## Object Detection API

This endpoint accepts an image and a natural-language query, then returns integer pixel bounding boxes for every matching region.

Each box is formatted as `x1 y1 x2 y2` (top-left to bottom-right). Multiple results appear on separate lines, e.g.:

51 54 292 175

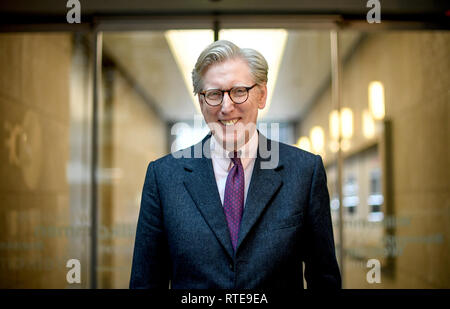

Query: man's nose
221 92 234 114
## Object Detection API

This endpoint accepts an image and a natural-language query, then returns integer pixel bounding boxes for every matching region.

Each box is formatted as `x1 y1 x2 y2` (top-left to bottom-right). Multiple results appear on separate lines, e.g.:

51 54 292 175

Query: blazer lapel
183 135 235 260
236 135 283 252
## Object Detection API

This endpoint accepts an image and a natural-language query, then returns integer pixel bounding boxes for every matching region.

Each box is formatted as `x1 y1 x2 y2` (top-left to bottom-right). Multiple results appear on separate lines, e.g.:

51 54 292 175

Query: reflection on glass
343 174 358 215
367 168 383 222
0 32 92 288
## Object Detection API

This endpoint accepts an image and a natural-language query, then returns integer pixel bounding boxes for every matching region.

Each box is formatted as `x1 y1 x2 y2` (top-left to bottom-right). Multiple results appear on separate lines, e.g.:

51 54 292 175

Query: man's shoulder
150 148 193 167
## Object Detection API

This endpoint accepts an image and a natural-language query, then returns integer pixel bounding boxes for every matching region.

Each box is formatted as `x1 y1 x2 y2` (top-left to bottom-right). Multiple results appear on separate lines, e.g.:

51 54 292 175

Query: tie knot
229 151 242 166
231 157 242 166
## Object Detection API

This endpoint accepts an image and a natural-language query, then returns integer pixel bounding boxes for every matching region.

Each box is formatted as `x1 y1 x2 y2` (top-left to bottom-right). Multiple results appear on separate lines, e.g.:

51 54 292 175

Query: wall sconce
329 108 353 140
296 136 311 152
368 81 385 120
310 126 325 154
340 108 353 139
362 109 376 139
329 110 340 140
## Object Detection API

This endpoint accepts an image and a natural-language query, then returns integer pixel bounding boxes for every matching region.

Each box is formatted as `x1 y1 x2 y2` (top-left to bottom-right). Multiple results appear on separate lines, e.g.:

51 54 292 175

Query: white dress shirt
210 131 258 207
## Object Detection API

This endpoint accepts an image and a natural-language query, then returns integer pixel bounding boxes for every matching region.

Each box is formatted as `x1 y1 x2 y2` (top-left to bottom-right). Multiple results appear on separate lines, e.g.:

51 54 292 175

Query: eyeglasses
200 84 257 106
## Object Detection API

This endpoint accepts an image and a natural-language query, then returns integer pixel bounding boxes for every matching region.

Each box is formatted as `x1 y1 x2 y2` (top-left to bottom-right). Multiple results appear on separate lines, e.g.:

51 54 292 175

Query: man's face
198 57 267 150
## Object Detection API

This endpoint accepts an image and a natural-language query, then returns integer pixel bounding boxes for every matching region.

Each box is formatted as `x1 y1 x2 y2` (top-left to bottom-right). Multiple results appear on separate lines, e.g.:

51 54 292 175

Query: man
130 40 341 289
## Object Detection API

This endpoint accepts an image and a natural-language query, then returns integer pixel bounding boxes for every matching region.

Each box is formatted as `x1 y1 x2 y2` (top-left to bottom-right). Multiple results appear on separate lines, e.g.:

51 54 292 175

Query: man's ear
257 83 267 109
197 94 204 108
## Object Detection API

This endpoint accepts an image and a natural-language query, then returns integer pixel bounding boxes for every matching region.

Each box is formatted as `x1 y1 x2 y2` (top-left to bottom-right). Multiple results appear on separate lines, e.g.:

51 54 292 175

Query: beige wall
298 31 450 288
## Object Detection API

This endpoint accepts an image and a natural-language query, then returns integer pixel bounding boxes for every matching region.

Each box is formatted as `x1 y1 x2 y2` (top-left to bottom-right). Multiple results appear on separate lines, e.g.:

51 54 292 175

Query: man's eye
206 91 222 99
233 88 246 96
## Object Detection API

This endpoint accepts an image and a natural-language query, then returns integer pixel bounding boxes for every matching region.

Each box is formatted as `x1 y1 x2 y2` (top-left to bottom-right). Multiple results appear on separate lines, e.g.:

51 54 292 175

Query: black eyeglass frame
199 84 258 106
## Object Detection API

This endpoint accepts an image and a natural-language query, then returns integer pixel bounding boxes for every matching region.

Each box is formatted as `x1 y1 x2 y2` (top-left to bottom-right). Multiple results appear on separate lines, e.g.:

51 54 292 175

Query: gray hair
192 40 268 94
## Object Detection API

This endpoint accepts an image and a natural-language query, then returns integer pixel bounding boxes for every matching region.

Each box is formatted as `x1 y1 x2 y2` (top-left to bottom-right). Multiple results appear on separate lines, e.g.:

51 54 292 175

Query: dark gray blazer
130 133 341 289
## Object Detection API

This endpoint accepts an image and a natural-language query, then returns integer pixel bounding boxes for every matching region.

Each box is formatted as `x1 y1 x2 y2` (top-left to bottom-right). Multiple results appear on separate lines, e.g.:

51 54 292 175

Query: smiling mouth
219 118 240 126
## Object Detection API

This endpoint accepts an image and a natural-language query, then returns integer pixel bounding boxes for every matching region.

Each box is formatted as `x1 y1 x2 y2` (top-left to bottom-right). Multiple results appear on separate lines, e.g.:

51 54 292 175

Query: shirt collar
210 130 259 171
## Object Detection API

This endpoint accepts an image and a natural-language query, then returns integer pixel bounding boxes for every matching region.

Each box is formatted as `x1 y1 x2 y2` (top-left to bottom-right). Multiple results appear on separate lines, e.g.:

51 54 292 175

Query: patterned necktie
223 152 245 251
